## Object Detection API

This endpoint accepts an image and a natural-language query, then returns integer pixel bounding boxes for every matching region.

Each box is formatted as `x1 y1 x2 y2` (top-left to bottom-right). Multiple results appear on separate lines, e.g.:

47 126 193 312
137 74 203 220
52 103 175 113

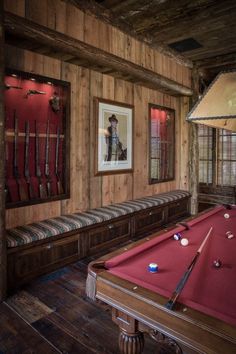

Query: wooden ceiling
85 0 236 79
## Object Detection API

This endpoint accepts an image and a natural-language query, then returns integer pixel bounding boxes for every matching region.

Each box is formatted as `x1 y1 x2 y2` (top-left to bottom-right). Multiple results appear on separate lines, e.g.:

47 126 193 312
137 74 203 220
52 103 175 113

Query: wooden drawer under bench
7 231 86 291
7 216 132 292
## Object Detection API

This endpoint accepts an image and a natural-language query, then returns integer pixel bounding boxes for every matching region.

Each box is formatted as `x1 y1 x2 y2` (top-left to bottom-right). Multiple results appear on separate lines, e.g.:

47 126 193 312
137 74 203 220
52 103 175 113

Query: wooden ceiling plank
149 7 236 43
196 52 236 69
4 11 192 96
115 0 236 38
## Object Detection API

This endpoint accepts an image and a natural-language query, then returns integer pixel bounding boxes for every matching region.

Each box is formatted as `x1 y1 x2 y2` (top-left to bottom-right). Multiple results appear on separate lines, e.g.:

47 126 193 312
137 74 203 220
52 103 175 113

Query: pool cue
165 226 213 310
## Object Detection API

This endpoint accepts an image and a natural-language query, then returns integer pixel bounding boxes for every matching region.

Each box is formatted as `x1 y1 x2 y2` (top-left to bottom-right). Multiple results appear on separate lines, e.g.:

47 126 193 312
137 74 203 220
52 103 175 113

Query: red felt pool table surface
105 205 236 326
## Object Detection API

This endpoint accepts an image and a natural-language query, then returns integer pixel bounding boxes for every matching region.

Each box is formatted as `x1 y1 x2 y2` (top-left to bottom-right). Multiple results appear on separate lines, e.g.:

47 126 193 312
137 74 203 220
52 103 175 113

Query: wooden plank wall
4 0 191 228
0 0 7 301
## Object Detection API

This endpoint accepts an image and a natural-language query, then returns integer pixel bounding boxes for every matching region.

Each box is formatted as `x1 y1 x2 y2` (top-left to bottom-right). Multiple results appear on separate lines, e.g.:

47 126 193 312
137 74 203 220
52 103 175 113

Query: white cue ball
224 213 230 219
181 238 189 246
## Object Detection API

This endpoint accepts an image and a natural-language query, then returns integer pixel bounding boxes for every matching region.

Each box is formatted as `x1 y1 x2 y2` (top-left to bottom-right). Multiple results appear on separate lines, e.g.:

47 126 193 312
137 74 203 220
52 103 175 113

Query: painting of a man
105 114 127 161
97 100 133 173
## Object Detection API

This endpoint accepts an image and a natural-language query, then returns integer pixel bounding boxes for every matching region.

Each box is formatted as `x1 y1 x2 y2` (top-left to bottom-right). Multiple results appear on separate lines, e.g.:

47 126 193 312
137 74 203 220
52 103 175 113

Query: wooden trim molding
4 12 193 97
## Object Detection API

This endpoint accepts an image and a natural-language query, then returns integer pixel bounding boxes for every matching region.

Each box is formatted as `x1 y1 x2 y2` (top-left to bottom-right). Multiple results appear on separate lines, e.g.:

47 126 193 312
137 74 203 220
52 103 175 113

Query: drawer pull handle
46 244 52 249
108 224 114 229
149 211 153 216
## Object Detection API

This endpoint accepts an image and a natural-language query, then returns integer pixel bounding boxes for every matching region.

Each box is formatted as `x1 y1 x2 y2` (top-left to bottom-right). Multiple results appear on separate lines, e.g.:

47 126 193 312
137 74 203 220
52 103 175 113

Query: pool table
87 205 236 354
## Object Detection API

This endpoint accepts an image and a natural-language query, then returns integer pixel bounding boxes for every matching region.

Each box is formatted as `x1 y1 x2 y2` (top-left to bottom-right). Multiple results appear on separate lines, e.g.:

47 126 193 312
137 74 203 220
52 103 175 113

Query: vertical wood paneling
170 58 177 82
84 13 100 48
154 51 163 76
3 0 191 87
76 67 90 211
25 0 48 26
4 0 25 15
133 85 149 198
52 0 67 33
162 54 171 79
0 0 7 300
4 1 191 227
111 26 125 59
98 20 111 53
145 46 155 71
101 75 115 206
89 70 103 209
113 79 133 203
124 34 135 64
23 51 44 74
65 2 84 41
60 62 81 214
5 44 25 71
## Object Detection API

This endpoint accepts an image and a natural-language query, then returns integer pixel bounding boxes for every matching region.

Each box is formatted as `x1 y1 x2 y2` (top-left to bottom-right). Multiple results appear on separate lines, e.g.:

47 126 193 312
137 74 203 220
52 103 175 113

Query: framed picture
95 98 133 175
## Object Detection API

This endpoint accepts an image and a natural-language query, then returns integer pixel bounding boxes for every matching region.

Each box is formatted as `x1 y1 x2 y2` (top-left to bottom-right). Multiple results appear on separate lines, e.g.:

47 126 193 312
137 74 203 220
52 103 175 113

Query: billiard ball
148 263 158 273
180 238 189 246
227 233 234 239
224 213 230 219
173 232 182 240
213 259 222 268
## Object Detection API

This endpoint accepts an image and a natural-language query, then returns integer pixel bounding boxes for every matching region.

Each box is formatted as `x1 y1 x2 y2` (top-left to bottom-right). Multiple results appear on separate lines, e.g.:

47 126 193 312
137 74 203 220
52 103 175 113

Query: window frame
198 126 236 187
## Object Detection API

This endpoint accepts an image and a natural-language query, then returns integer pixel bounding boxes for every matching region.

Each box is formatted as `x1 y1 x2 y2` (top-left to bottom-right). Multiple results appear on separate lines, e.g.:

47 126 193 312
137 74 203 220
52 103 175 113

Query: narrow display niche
149 104 175 184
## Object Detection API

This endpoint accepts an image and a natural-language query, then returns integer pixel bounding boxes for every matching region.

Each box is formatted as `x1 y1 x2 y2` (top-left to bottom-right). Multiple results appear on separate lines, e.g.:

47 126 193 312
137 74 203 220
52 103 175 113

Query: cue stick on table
165 226 213 310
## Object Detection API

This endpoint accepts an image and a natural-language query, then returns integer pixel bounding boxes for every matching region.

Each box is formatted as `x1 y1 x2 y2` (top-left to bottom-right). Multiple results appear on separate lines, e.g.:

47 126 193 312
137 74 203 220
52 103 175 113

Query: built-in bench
7 190 191 292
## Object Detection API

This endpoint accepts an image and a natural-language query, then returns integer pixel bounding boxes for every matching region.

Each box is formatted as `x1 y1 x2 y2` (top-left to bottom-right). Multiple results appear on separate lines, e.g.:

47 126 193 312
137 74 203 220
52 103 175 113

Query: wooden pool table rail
87 211 236 354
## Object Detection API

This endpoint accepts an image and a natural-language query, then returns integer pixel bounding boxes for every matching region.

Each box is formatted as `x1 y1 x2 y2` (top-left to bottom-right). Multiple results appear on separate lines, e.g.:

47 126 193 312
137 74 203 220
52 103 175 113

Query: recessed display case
149 104 175 184
4 69 70 208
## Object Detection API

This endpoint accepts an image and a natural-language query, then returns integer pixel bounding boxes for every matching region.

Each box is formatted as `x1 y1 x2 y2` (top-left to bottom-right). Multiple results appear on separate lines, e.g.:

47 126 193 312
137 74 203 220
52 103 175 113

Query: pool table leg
112 308 144 354
119 330 144 354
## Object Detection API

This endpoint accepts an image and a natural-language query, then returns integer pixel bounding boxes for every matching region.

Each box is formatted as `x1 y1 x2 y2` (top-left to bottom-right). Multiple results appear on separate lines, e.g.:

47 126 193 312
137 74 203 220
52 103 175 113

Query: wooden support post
189 66 199 215
0 0 7 301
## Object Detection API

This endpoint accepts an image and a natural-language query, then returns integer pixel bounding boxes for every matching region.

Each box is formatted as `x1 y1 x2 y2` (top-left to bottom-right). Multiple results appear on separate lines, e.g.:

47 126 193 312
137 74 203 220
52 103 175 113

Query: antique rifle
26 89 46 98
13 111 28 201
55 126 64 194
24 121 35 199
5 84 23 90
45 120 52 196
35 121 47 198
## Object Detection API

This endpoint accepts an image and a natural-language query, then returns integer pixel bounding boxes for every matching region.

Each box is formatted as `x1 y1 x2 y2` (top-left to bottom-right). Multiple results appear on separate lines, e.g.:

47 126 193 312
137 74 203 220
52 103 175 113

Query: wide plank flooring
0 251 173 354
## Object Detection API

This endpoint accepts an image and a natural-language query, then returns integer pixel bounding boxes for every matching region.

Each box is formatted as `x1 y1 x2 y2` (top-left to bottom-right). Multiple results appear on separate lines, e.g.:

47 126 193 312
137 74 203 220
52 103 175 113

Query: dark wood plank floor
0 249 166 354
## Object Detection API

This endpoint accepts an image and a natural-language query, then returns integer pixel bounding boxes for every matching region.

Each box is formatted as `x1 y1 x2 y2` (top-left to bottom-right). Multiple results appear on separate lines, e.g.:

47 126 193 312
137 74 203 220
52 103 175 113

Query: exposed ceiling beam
4 12 192 97
196 52 236 69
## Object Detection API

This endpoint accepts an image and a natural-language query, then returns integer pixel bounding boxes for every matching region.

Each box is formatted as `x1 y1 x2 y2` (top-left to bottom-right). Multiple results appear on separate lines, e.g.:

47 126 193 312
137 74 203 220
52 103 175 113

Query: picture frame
95 98 133 175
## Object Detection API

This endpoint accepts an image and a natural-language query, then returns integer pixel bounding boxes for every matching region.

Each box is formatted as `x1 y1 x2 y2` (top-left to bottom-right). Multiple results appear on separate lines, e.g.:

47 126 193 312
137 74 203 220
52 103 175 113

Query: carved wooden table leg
119 329 144 354
112 308 145 354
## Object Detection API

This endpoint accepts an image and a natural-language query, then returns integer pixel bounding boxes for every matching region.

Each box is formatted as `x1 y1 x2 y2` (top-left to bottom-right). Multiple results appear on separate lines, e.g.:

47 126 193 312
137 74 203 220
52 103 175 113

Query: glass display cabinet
149 104 175 184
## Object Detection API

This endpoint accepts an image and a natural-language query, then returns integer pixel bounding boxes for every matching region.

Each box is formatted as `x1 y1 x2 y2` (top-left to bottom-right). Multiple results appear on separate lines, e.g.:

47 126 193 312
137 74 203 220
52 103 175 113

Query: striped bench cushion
6 190 190 248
